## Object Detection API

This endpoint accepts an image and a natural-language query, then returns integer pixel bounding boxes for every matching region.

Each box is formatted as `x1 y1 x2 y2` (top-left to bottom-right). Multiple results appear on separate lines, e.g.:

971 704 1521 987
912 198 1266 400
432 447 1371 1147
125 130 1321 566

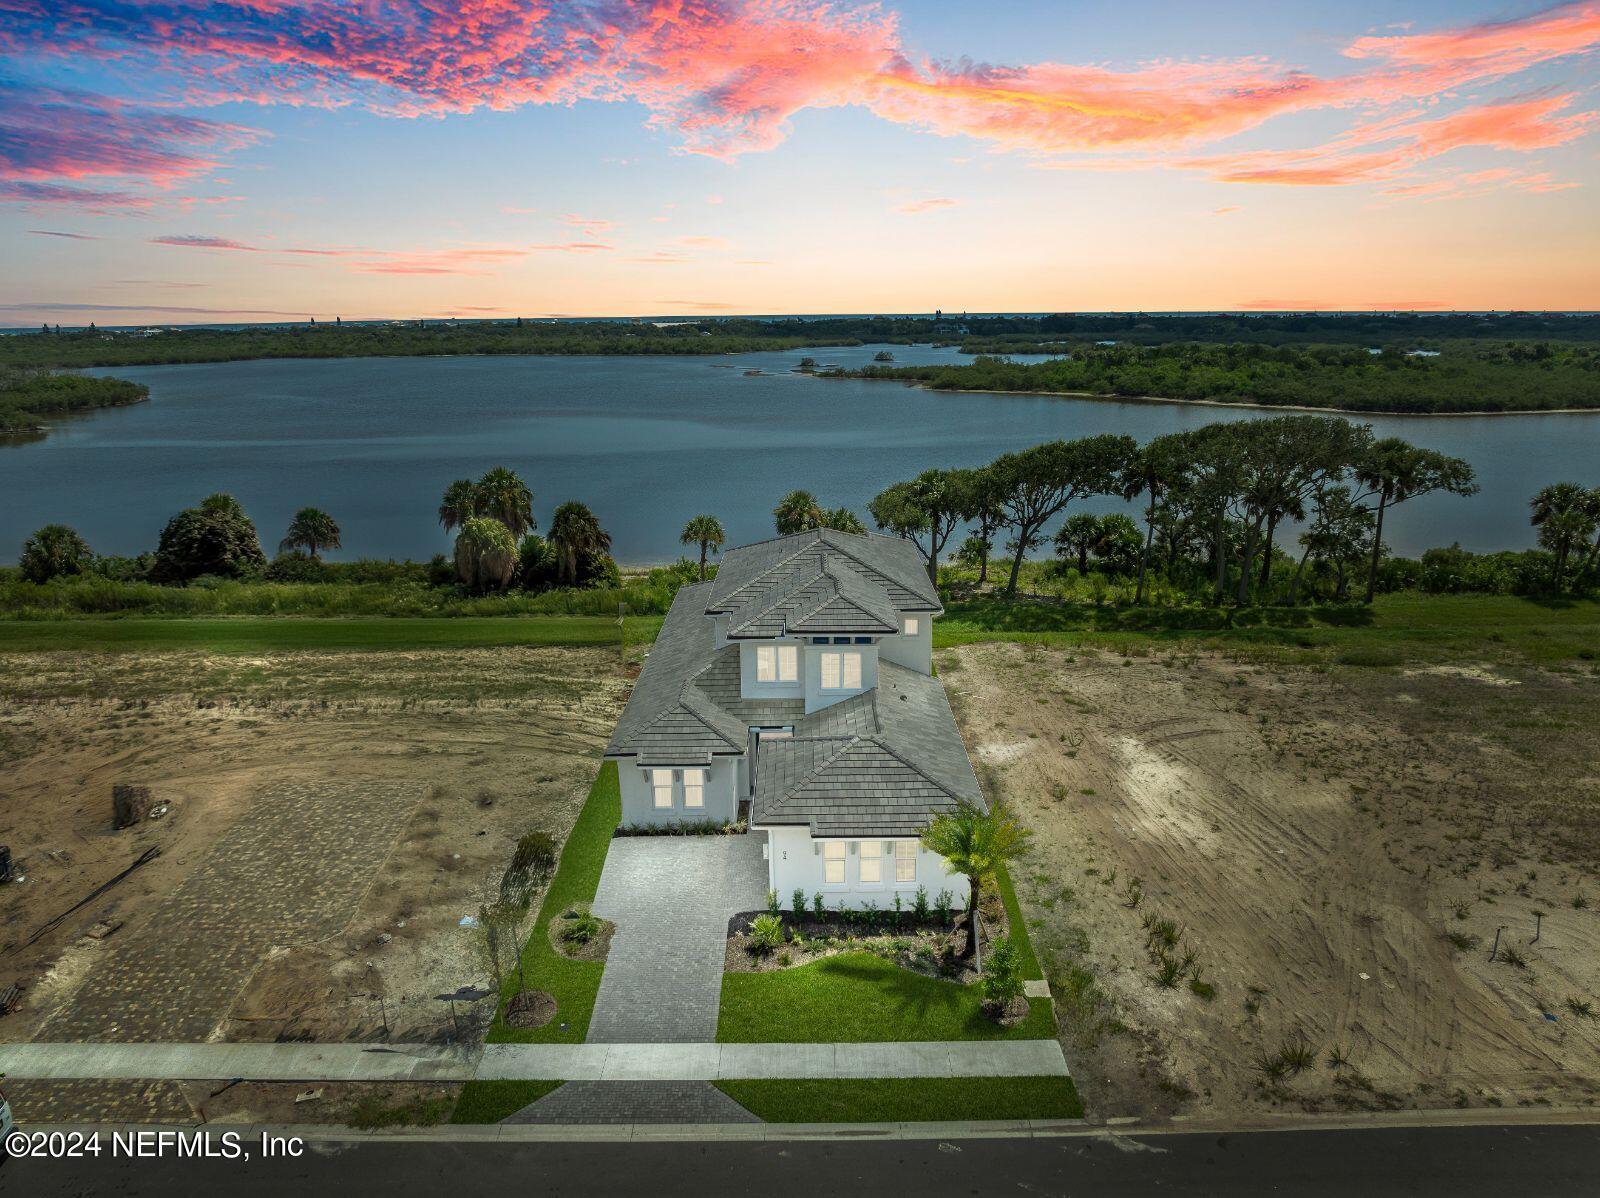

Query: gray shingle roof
707 528 940 618
724 553 901 638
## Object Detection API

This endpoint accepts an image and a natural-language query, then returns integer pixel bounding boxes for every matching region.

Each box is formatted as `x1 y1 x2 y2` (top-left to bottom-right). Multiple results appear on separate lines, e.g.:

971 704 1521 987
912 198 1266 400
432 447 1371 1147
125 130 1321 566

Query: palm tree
920 800 1031 960
823 506 866 535
773 490 824 536
438 478 479 536
680 514 726 581
1054 512 1100 575
548 500 612 586
475 466 535 537
279 507 341 559
454 517 518 592
1530 482 1600 592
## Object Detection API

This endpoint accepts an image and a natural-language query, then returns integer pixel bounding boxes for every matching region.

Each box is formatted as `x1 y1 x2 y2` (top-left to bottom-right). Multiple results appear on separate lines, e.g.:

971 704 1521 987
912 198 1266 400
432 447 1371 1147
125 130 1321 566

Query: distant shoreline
821 372 1600 419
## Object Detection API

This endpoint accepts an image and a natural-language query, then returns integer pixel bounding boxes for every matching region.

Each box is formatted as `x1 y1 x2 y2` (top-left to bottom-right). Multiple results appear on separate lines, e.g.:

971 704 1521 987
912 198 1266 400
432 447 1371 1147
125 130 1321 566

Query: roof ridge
771 734 862 804
715 540 828 615
816 532 940 606
861 734 965 802
636 686 743 754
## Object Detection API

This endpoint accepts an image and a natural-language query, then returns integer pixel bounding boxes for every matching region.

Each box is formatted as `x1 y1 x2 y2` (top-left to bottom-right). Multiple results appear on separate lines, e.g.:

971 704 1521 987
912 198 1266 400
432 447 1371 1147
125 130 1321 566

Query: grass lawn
449 1080 564 1124
485 761 620 1044
0 615 660 653
994 864 1043 981
714 1076 1081 1122
717 952 1055 1042
936 593 1600 666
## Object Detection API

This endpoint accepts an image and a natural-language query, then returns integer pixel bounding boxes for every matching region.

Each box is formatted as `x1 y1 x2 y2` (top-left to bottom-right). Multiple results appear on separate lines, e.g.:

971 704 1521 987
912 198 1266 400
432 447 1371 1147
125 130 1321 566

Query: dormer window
820 650 862 691
756 644 798 682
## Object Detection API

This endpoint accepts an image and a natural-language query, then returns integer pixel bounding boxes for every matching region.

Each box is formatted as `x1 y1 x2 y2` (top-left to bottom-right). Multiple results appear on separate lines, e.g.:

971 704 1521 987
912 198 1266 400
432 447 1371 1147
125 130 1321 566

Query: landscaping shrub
980 935 1024 1011
748 914 783 955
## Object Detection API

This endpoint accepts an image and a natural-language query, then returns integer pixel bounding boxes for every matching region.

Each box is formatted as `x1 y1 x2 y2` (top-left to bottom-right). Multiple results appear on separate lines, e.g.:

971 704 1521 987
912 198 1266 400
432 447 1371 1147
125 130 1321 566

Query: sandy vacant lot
0 648 626 1050
946 641 1600 1122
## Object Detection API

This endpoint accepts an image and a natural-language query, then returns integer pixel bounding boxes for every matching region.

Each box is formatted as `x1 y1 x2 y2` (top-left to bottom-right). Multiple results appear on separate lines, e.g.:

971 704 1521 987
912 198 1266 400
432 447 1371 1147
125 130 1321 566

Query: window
853 636 873 645
823 840 846 885
832 636 853 644
819 651 862 690
756 644 798 682
682 768 705 808
904 617 920 636
651 769 674 809
859 840 882 884
895 840 916 883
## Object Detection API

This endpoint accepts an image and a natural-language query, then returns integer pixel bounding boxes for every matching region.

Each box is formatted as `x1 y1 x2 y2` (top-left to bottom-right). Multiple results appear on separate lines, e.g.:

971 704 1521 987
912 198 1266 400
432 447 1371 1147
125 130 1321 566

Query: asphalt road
5 1124 1599 1196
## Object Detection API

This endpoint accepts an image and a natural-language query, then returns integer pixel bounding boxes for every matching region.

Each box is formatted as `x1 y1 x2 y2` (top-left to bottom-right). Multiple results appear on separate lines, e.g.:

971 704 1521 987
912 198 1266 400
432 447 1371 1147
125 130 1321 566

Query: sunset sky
3 0 1598 324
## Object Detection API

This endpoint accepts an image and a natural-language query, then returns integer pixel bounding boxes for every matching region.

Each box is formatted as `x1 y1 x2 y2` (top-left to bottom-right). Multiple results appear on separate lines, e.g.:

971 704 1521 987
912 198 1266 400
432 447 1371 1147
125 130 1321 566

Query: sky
2 0 1598 324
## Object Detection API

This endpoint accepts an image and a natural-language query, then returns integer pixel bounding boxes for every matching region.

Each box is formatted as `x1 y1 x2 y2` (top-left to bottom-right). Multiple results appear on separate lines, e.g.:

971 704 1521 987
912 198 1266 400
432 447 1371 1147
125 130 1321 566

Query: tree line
845 341 1600 414
0 367 148 435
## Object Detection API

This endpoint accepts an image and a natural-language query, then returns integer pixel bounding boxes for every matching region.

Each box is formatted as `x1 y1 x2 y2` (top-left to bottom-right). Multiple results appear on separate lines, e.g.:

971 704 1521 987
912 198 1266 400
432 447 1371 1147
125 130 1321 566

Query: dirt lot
0 648 627 1048
945 641 1600 1122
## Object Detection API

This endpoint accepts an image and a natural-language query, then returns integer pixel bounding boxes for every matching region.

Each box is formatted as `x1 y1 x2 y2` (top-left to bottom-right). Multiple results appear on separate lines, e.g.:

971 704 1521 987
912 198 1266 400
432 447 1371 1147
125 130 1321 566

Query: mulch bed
722 907 1012 986
503 989 557 1030
547 905 614 962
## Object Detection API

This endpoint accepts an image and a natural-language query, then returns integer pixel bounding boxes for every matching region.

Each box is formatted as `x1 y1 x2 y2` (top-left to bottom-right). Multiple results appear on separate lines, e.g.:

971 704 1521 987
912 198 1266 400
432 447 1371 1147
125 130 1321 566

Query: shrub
811 892 826 920
765 888 780 918
791 888 806 916
150 493 267 583
748 913 783 955
980 935 1024 1009
517 534 559 591
265 550 325 583
912 885 930 921
934 889 953 926
19 524 93 583
560 908 604 945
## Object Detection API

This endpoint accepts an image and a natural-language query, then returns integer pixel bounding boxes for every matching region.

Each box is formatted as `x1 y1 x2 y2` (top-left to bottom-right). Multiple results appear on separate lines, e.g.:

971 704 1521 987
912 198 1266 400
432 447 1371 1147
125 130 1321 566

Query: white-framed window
859 840 883 884
756 644 798 682
894 840 916 883
904 617 920 636
682 768 705 808
819 650 862 690
651 768 674 809
823 840 846 885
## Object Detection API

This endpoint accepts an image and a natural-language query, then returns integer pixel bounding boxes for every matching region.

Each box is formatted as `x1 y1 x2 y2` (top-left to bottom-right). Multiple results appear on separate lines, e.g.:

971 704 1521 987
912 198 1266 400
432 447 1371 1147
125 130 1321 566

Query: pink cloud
28 228 101 240
893 197 958 213
676 235 733 249
2 0 1597 204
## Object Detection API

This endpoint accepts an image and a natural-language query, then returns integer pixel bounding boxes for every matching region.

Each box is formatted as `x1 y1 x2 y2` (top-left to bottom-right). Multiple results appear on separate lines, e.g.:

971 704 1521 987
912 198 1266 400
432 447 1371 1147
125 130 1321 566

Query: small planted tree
920 800 1032 959
980 935 1024 1016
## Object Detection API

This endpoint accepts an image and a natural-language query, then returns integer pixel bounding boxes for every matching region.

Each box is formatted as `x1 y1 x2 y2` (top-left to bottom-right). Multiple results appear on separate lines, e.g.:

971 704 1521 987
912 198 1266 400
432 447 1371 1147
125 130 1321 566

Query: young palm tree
454 516 518 592
548 500 612 586
920 800 1032 960
279 507 342 559
822 506 866 535
475 466 536 537
438 478 479 536
680 514 726 581
1530 482 1600 592
772 489 824 536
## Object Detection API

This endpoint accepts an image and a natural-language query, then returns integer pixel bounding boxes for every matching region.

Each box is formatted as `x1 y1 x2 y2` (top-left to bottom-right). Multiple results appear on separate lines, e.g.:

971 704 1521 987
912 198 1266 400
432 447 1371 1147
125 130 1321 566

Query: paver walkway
586 835 769 1043
38 781 424 1042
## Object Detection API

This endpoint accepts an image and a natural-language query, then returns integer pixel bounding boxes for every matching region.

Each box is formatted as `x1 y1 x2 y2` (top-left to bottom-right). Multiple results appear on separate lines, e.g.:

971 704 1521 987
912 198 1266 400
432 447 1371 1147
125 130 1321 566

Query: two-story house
604 527 984 910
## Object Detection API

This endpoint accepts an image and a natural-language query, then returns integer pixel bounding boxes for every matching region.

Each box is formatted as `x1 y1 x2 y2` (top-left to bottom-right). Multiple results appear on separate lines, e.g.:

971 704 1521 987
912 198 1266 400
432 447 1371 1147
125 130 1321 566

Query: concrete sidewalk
0 1039 1068 1083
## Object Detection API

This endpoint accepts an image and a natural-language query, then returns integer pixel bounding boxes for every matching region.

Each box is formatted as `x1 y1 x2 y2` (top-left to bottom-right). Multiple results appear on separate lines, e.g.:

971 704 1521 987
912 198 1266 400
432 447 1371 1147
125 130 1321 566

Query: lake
3 344 1592 565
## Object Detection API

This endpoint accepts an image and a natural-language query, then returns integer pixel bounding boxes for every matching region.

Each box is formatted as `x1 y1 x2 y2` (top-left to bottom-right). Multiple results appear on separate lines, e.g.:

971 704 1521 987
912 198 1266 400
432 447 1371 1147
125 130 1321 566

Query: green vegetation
344 1093 454 1128
714 1076 1082 1123
845 341 1600 414
486 762 621 1044
994 864 1043 980
0 367 147 434
448 1080 563 1124
717 952 1055 1042
920 800 1032 958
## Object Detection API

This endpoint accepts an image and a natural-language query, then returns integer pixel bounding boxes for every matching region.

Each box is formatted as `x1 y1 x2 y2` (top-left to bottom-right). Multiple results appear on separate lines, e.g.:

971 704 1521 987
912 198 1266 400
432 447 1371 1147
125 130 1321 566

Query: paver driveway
586 834 768 1043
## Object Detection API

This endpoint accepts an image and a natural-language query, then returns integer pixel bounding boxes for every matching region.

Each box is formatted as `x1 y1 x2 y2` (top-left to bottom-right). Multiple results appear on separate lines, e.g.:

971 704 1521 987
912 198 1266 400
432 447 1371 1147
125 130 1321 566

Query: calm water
3 344 1593 565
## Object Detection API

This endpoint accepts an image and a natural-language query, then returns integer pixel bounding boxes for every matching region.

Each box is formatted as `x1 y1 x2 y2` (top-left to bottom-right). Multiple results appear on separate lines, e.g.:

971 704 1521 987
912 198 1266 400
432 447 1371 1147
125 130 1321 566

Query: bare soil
0 647 627 1045
944 641 1600 1122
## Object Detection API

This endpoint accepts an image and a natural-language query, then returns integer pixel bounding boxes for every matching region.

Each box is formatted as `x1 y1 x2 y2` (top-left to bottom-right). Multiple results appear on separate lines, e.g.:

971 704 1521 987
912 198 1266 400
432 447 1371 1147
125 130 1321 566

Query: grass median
485 761 620 1044
715 1076 1081 1122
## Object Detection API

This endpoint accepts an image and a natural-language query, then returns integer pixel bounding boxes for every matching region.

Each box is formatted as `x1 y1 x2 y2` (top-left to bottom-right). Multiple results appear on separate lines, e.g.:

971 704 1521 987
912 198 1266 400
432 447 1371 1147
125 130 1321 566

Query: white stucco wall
761 824 970 911
617 757 741 826
802 641 878 713
877 615 933 674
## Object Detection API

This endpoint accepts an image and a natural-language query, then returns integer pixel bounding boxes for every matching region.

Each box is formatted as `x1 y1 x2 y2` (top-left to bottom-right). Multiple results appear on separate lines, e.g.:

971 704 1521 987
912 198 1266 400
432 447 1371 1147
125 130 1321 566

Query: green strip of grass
993 864 1043 981
717 952 1055 1043
486 762 620 1044
714 1076 1081 1123
935 594 1600 666
449 1080 563 1124
0 615 661 653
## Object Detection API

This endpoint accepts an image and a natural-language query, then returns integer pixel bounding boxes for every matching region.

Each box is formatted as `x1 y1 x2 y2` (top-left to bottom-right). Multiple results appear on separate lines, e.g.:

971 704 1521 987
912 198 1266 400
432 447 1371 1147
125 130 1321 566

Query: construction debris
84 919 124 941
10 847 160 954
293 1088 324 1105
113 783 154 829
